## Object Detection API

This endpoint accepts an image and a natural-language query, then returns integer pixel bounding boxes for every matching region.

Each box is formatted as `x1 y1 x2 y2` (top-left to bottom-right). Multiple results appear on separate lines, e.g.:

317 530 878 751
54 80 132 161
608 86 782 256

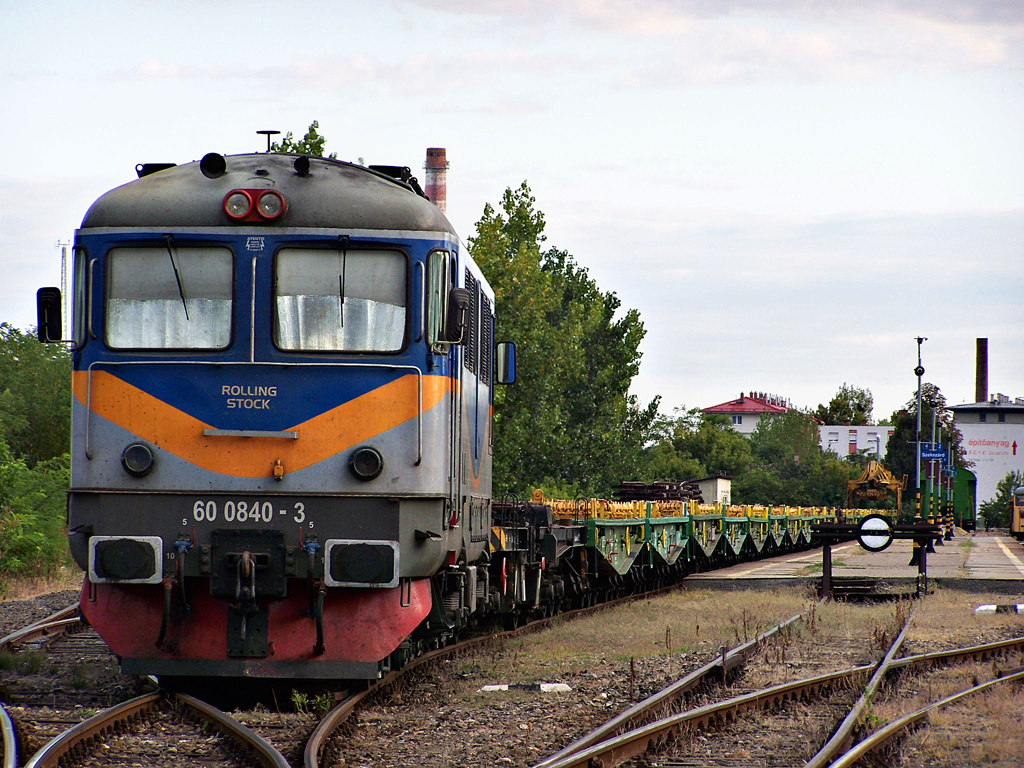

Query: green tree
813 384 874 425
0 323 71 466
883 383 968 516
0 435 71 580
471 184 561 494
542 248 658 490
978 470 1024 529
676 414 752 478
733 410 858 507
270 120 338 159
639 409 750 483
470 183 657 495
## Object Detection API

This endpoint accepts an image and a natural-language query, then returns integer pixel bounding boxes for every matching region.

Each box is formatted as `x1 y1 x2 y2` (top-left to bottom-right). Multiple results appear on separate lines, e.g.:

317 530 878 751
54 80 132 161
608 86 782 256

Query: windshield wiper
338 236 348 327
164 234 190 320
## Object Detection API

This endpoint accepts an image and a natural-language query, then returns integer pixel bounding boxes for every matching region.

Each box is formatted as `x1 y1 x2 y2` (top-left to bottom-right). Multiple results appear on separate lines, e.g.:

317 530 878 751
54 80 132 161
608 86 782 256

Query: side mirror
445 287 471 343
496 341 516 384
36 287 63 343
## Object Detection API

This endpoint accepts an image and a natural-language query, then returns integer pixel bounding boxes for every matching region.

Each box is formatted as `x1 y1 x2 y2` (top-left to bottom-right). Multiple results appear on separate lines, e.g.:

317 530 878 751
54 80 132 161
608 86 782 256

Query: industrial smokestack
976 338 989 403
424 148 448 213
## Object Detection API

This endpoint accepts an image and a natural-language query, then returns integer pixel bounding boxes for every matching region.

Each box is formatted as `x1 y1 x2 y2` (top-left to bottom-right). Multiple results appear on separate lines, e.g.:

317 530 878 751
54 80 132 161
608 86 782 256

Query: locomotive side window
425 250 449 351
72 247 88 346
275 248 406 352
105 246 233 349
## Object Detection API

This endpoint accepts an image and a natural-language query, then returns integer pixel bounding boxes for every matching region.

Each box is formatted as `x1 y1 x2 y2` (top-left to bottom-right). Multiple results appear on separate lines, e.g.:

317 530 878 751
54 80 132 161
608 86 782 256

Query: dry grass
874 662 1024 767
366 585 1024 766
497 588 907 688
0 565 81 601
482 586 1024 763
516 588 812 665
833 588 1024 766
901 586 1024 653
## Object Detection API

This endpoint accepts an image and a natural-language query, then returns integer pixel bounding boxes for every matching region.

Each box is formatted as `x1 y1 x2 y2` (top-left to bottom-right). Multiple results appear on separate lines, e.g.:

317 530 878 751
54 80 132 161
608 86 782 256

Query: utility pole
56 240 70 339
914 337 926 518
910 336 927 567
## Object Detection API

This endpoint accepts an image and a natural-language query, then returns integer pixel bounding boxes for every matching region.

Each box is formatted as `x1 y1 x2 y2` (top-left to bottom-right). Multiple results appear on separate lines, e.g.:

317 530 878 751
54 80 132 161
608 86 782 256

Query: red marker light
257 190 285 219
224 190 253 219
223 189 287 222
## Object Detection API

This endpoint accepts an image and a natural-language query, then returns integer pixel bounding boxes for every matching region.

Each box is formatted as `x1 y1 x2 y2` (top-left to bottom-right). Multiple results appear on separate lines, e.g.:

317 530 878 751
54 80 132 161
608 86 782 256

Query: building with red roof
702 391 789 435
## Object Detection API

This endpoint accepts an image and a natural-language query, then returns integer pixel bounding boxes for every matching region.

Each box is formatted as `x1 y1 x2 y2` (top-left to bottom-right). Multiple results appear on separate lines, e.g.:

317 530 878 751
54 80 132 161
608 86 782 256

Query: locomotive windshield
274 247 407 352
105 245 233 349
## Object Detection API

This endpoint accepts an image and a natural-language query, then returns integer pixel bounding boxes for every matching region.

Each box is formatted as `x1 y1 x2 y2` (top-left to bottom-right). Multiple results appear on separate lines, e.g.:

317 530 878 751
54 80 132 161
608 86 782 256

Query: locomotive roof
81 152 457 234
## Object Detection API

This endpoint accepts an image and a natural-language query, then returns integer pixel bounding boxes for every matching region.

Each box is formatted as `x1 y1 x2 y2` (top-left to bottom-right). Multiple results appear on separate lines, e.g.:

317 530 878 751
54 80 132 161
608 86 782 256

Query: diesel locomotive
37 149 515 679
37 146 848 682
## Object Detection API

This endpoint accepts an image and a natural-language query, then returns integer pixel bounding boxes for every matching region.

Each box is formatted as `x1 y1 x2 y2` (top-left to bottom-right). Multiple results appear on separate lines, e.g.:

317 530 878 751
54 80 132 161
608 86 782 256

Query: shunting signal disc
858 514 893 553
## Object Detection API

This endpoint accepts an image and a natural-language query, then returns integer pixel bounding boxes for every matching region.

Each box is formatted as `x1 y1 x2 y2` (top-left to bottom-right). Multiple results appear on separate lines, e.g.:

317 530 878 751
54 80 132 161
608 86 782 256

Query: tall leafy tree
270 120 337 159
0 436 70 579
883 383 968 516
813 384 874 425
471 184 561 493
733 410 858 507
640 408 707 482
979 470 1024 529
0 323 71 466
470 183 657 495
543 248 658 490
639 409 750 483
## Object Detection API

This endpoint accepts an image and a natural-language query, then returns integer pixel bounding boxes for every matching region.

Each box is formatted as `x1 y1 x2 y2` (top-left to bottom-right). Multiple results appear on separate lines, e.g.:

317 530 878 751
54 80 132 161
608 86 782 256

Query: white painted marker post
974 604 1024 615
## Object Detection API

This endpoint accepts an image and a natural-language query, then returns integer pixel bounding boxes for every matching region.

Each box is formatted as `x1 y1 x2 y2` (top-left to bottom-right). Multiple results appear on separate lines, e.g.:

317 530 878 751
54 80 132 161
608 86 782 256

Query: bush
0 436 71 579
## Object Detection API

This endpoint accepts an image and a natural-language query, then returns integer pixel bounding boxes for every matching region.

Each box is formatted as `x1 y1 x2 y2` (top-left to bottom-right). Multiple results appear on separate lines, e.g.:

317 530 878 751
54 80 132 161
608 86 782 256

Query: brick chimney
424 148 448 213
976 338 989 403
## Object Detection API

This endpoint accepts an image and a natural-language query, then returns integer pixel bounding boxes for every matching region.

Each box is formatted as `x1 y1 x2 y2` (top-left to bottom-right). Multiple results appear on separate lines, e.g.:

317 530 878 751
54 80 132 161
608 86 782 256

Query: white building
694 476 732 505
820 426 895 459
950 394 1024 504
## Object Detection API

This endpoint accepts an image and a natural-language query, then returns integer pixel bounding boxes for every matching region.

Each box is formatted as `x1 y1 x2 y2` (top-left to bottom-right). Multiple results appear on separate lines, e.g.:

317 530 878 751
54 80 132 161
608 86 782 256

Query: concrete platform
687 531 1024 596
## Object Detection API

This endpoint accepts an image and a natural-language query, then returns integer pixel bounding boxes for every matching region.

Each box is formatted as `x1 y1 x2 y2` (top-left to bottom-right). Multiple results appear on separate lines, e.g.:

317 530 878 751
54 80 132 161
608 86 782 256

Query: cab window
275 247 407 352
105 245 233 349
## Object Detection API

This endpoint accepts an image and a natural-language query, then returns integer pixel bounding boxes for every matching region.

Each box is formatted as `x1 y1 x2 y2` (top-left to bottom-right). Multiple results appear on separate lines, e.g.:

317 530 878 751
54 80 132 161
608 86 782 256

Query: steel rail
0 605 81 653
829 667 1024 768
889 634 1024 671
803 612 914 768
533 630 1024 768
304 690 368 768
303 579 713 768
23 691 290 768
24 692 162 768
1 700 17 768
21 604 79 630
302 621 516 768
302 595 633 768
174 692 291 768
534 665 875 768
534 612 805 768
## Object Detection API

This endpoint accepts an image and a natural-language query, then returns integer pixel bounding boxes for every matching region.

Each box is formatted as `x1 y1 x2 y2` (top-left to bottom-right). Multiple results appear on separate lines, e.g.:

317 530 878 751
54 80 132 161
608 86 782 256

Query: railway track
6 581 1024 766
19 690 291 768
532 616 1024 767
3 587 699 768
2 607 293 767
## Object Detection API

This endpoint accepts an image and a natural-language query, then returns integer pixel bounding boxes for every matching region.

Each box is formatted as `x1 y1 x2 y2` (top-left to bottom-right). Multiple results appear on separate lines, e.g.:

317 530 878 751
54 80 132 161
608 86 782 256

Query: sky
2 0 1023 423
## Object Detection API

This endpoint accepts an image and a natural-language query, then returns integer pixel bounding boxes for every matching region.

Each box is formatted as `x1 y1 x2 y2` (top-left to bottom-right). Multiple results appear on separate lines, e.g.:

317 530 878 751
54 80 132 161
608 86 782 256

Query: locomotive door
462 271 491 544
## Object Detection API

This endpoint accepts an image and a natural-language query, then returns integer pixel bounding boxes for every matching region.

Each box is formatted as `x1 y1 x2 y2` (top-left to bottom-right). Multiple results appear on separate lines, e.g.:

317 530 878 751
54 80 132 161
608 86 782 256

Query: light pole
910 337 926 568
914 336 926 519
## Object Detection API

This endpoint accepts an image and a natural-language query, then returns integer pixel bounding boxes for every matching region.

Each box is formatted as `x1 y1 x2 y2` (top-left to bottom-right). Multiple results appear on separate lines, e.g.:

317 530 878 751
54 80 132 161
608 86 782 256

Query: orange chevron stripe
73 371 449 477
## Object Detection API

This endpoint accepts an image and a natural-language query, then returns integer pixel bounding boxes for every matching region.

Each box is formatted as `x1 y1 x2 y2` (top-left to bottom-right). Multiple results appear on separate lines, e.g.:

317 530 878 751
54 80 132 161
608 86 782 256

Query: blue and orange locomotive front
48 151 510 679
